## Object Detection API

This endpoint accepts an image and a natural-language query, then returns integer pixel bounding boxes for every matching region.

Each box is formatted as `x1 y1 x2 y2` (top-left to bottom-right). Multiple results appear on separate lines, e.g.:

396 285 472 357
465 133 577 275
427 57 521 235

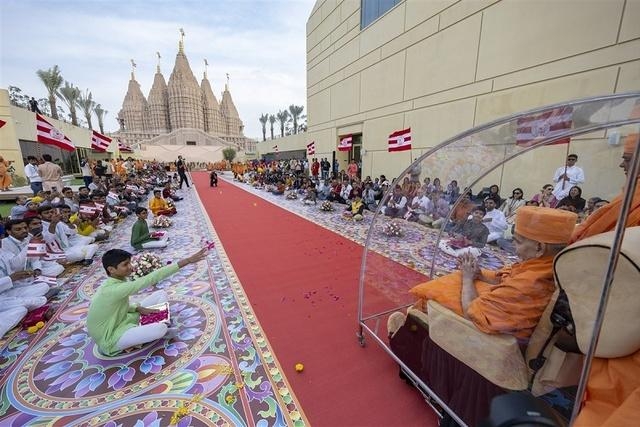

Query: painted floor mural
0 188 306 427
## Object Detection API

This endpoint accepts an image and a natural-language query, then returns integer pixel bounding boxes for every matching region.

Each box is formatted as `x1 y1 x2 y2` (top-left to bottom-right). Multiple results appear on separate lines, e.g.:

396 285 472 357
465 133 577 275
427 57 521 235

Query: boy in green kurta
131 207 168 250
87 247 206 356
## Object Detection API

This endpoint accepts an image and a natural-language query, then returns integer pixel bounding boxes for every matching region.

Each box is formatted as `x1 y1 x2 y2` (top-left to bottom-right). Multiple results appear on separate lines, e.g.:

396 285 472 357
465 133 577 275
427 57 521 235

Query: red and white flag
118 139 133 153
79 205 98 215
306 141 316 156
27 242 47 257
516 106 573 147
388 128 412 152
91 130 112 151
338 135 352 151
272 145 279 153
36 114 75 151
34 275 58 285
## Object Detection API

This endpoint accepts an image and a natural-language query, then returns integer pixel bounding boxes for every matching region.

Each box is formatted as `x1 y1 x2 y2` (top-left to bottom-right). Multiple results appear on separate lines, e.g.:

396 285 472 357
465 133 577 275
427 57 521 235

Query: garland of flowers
129 252 164 280
320 201 334 211
382 221 403 237
152 215 172 228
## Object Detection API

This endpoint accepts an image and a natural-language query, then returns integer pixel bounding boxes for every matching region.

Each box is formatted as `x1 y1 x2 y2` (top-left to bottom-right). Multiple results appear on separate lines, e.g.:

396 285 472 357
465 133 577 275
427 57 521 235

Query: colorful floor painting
0 187 307 426
220 177 516 279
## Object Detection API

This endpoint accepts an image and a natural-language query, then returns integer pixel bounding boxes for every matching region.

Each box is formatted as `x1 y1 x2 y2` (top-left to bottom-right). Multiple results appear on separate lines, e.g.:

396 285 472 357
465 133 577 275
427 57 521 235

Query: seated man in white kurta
0 273 48 338
482 198 508 243
2 218 64 278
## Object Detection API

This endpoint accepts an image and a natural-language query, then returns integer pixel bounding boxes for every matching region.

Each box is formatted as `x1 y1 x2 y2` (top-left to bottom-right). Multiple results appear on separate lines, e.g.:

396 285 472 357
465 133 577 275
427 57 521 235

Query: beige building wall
295 0 640 200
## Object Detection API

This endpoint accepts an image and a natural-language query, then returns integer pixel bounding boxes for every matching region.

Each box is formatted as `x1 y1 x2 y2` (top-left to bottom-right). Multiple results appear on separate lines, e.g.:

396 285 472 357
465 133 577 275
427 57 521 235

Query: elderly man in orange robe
573 133 640 427
400 206 577 341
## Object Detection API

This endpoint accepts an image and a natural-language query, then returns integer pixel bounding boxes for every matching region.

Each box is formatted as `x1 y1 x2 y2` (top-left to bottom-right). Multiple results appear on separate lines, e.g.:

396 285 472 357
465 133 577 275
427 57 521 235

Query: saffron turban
514 206 577 244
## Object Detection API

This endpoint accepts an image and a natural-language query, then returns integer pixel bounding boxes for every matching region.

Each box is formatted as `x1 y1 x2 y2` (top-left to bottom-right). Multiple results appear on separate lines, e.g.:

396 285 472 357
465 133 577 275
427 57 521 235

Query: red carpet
194 174 437 426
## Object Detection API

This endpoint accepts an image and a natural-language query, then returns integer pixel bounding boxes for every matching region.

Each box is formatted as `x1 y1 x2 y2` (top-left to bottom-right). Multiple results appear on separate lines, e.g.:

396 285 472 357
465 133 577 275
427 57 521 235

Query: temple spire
178 28 185 54
225 72 230 91
156 51 162 73
204 58 209 79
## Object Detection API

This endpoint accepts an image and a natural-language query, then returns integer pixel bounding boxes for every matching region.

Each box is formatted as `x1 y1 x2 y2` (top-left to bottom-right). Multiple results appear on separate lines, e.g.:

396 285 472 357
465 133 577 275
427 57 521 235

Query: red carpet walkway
194 174 436 426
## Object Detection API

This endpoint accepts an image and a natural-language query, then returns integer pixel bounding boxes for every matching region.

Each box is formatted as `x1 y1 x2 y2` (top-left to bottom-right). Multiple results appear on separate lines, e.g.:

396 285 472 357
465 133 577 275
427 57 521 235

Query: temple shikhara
113 30 255 161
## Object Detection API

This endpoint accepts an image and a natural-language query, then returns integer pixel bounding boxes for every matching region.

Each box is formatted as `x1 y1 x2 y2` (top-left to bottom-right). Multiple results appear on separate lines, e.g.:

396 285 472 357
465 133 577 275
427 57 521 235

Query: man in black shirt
175 156 190 189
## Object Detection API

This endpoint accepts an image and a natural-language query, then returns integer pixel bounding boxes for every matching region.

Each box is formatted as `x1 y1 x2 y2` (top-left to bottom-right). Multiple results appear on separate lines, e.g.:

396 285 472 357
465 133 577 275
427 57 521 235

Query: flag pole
561 141 571 191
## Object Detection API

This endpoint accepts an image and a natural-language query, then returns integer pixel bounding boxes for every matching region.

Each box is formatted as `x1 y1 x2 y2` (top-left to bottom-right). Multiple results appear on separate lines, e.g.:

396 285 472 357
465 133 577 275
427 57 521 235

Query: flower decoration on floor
382 221 403 237
169 394 203 426
130 252 164 280
320 201 334 211
152 215 173 228
286 192 298 200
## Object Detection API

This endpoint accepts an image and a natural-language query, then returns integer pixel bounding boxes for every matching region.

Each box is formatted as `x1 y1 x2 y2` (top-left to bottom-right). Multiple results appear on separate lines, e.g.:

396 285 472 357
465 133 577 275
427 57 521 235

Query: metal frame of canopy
356 92 640 426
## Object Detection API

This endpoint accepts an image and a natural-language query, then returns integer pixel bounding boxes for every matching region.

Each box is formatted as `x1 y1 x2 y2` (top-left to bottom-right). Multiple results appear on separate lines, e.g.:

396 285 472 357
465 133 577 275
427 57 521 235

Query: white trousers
0 306 28 338
141 236 169 250
40 261 65 277
116 290 169 351
64 243 99 262
69 234 95 246
487 231 504 243
1 282 49 298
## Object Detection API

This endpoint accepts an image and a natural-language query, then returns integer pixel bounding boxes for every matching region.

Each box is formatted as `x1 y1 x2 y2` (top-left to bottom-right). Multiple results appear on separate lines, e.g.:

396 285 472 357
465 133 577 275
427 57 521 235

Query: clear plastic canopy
357 92 640 426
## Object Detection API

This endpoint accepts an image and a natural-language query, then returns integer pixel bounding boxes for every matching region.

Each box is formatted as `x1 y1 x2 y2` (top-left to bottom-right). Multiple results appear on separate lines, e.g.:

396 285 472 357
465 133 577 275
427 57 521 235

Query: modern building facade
258 0 640 200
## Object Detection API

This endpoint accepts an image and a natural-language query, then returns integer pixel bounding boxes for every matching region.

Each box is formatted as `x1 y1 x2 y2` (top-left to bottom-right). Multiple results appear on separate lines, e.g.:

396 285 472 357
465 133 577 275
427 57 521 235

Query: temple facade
114 36 255 161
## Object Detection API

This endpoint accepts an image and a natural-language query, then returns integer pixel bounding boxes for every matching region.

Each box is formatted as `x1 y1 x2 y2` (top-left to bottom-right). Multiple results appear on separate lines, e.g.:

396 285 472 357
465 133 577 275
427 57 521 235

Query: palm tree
268 114 276 140
94 104 108 134
77 89 96 129
57 81 81 125
288 104 304 135
36 65 64 119
259 113 269 142
276 110 289 138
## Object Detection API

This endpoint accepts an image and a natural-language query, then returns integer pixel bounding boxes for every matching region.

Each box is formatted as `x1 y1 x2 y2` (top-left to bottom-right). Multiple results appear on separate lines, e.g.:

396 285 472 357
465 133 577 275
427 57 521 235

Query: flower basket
382 221 403 237
130 252 164 280
152 215 172 228
320 201 334 211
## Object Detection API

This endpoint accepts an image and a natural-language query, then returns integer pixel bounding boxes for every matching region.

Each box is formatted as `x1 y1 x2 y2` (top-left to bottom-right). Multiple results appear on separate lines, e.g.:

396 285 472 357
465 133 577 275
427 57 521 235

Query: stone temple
113 36 255 161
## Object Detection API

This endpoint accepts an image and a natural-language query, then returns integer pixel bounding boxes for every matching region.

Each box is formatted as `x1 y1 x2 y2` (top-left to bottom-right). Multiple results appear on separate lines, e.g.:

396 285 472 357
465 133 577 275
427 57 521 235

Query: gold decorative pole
179 28 185 53
130 59 137 79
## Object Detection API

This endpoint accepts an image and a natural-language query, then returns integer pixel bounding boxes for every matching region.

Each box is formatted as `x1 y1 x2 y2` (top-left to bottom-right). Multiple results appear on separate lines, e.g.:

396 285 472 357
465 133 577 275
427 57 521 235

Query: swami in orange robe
409 206 577 340
574 133 640 427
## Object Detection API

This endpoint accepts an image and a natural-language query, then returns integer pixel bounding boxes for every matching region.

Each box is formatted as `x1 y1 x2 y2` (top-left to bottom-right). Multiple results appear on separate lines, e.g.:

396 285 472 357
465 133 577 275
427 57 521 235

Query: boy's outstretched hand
178 247 207 268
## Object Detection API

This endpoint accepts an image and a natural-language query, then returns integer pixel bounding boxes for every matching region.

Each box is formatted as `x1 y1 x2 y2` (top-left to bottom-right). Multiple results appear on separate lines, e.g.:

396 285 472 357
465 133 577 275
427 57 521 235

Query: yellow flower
234 382 244 389
225 395 236 404
295 363 304 372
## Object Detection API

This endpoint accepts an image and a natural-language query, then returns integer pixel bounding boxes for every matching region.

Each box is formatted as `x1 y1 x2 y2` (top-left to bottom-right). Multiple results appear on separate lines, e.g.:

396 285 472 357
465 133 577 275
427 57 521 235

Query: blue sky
0 0 315 138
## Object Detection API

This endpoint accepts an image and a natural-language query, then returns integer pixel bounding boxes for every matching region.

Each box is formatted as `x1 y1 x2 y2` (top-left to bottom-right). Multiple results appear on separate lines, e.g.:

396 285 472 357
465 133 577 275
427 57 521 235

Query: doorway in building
349 134 362 179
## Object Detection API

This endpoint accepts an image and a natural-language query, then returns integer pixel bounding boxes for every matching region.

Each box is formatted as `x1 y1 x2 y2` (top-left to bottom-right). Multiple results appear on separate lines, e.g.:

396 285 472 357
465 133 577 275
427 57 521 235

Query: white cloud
0 0 315 139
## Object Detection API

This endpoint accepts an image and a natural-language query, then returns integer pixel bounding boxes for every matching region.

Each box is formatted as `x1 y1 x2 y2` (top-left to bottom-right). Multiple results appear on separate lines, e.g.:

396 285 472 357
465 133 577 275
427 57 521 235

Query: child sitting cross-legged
131 207 168 250
87 247 207 356
149 190 177 216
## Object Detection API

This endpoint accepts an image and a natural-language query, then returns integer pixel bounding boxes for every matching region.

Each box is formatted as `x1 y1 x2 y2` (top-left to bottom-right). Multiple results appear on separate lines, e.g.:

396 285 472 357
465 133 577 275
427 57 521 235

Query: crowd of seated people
0 159 185 341
233 159 612 252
